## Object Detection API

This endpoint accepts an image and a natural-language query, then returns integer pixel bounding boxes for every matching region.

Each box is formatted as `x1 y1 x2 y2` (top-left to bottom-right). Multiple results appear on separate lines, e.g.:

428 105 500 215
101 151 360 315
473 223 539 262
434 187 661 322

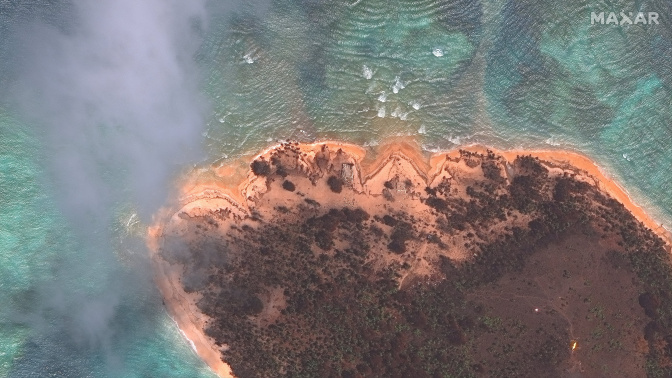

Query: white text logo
591 11 659 25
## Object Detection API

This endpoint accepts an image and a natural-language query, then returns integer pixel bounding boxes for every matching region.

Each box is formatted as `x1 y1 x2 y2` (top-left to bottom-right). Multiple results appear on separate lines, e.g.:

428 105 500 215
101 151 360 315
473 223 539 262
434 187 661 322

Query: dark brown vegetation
327 175 344 193
251 158 271 176
282 180 296 192
161 149 672 378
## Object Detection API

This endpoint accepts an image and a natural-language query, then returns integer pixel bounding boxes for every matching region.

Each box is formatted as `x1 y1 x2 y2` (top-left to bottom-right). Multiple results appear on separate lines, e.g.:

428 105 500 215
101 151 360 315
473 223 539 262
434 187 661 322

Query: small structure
341 163 354 184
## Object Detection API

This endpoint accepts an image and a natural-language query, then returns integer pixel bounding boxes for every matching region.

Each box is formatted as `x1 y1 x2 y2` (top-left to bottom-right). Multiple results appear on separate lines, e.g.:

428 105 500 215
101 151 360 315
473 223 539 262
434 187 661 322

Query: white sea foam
390 107 399 118
181 329 198 353
377 92 387 103
432 48 444 57
243 53 254 64
447 135 462 144
418 124 426 134
377 106 386 118
168 315 198 355
390 106 408 120
362 65 373 80
392 76 405 94
410 101 421 110
544 136 561 146
422 145 444 153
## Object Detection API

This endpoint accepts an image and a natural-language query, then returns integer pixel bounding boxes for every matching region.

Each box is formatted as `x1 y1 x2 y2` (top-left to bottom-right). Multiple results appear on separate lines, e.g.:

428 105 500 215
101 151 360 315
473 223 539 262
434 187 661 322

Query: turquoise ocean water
1 0 671 376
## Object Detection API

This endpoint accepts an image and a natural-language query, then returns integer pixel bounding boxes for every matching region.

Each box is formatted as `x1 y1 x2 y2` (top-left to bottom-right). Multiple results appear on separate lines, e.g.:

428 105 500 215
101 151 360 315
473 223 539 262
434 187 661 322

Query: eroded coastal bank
148 141 672 378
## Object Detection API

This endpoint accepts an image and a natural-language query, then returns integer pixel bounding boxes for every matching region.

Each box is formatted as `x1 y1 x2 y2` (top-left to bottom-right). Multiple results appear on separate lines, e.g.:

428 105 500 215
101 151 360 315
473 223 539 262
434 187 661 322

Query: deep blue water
1 0 671 376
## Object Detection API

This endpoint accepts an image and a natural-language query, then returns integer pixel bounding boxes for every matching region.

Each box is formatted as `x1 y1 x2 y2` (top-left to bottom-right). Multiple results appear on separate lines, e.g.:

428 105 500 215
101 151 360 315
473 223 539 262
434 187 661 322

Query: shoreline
457 145 671 252
148 216 235 378
148 141 672 378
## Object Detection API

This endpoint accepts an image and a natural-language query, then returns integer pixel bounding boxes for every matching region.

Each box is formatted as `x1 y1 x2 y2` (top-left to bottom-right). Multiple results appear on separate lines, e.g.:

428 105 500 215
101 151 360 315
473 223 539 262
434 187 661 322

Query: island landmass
148 141 672 378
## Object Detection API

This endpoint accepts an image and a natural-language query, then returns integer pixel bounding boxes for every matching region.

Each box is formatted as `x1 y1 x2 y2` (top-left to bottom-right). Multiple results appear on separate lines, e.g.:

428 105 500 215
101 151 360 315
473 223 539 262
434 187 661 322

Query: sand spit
148 141 671 377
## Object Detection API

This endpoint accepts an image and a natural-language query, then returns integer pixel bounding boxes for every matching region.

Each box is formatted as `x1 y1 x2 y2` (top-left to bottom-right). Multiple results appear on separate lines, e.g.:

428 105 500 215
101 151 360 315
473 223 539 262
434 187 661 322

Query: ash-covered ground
157 144 672 378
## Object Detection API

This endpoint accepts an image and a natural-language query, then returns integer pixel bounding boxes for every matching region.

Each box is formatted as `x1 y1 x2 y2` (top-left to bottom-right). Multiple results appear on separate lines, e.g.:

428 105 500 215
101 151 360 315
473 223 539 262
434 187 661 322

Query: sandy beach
148 220 235 378
148 141 672 377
